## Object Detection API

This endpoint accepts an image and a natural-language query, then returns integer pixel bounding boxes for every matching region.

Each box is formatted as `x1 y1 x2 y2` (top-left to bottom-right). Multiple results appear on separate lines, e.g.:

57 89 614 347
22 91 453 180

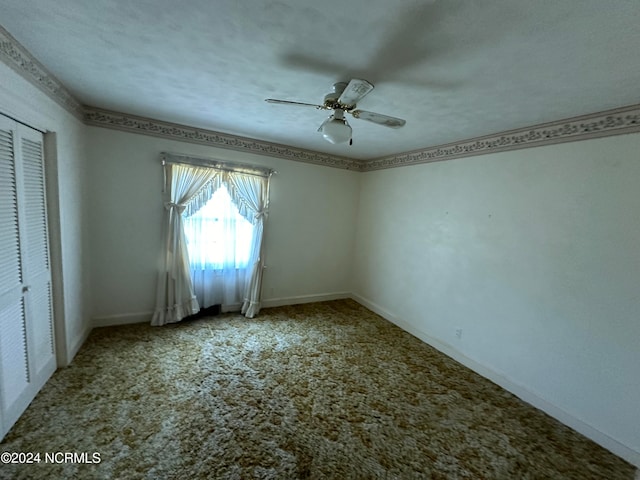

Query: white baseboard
64 323 92 366
223 293 352 312
350 293 640 468
90 293 352 326
92 311 153 328
261 292 351 308
220 303 241 313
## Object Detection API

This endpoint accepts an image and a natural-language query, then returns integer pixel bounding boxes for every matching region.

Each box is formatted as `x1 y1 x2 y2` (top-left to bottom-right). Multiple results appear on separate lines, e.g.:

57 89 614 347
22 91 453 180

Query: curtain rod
161 152 276 178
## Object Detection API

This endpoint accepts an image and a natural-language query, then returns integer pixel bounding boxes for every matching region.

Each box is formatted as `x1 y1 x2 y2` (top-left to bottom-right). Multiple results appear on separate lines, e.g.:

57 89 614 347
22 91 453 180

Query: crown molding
0 26 84 120
84 106 363 171
84 103 640 174
363 104 640 171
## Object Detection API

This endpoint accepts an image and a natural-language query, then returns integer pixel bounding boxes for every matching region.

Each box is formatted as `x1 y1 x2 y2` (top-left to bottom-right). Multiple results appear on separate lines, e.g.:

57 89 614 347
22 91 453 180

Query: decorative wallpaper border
0 26 84 120
1 24 639 171
85 103 640 173
363 104 640 171
84 107 363 171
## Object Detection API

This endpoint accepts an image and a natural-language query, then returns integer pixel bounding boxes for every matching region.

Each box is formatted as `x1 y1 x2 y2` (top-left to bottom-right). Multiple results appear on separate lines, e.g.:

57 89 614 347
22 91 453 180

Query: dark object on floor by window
185 304 221 321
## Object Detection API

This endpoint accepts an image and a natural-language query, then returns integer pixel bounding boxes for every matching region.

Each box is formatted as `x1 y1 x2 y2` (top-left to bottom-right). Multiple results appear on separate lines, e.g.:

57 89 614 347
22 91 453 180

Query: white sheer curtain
151 163 220 326
225 172 269 318
183 184 253 309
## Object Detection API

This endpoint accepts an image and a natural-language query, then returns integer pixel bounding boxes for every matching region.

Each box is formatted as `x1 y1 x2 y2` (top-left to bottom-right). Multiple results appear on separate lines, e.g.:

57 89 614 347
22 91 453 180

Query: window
153 155 270 324
183 184 254 270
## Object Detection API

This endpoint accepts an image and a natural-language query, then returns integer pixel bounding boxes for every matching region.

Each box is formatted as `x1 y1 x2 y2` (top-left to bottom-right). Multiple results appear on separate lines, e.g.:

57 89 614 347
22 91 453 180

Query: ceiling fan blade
350 110 406 128
337 79 374 107
265 99 325 109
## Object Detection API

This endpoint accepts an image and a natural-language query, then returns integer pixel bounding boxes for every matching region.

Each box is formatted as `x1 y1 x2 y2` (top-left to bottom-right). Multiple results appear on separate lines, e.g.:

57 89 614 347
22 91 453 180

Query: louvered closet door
0 115 56 439
18 125 55 380
0 115 28 438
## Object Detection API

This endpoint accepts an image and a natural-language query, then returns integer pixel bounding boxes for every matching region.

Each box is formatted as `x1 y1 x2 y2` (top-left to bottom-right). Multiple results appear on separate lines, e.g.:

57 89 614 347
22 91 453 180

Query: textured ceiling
1 0 639 160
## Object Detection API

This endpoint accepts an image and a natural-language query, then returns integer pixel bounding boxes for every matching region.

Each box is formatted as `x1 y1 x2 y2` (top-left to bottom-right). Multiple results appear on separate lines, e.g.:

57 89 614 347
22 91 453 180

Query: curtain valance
161 152 274 220
161 152 274 180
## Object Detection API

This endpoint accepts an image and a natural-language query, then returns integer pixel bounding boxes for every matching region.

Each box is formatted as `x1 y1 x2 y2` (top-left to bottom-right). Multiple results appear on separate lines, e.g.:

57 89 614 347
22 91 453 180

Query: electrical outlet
455 328 462 339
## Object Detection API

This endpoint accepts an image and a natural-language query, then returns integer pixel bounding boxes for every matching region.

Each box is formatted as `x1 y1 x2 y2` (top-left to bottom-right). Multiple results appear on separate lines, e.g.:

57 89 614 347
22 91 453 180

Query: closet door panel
19 126 55 376
0 117 32 434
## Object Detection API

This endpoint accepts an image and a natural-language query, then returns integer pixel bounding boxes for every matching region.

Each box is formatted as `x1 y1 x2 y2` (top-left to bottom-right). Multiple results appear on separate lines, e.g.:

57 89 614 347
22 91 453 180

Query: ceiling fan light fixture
320 116 352 144
266 79 406 143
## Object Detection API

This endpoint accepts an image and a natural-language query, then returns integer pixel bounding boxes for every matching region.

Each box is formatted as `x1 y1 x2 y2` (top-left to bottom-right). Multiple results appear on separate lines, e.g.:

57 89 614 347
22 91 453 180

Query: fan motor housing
324 82 351 110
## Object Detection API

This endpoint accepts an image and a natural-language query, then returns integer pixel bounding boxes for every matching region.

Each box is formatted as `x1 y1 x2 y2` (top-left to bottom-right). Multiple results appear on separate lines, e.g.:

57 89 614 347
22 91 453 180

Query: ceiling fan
265 79 406 145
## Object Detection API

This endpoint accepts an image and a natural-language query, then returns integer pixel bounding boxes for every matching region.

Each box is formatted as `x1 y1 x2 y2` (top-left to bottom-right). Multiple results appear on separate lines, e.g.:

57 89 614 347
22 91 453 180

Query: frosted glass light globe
320 118 352 144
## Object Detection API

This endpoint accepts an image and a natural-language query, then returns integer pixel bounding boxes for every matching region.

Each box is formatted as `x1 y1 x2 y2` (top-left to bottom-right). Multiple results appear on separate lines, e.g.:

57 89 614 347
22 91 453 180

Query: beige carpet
0 300 635 479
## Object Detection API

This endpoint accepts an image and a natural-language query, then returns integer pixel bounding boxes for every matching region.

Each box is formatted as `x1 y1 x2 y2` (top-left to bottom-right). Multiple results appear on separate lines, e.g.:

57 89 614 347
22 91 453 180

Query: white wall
85 126 360 324
352 133 640 466
0 62 90 365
